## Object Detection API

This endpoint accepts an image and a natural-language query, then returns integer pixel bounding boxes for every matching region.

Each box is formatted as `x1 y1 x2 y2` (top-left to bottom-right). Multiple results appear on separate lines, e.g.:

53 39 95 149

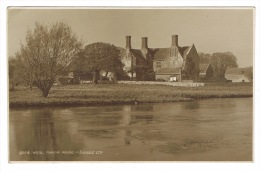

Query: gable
199 64 210 74
153 47 185 61
185 44 199 59
178 46 191 58
131 49 146 62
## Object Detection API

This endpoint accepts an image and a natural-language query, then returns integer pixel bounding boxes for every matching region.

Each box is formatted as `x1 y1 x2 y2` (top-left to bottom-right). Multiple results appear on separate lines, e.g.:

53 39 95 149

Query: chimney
141 37 148 49
126 36 131 51
172 35 178 46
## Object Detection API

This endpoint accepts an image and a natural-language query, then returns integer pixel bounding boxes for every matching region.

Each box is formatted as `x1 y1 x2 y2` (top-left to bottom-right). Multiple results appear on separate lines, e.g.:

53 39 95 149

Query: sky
8 8 254 67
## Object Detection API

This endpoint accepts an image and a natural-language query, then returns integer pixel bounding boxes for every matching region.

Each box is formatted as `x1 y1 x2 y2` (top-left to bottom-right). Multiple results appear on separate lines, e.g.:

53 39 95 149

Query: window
156 61 161 68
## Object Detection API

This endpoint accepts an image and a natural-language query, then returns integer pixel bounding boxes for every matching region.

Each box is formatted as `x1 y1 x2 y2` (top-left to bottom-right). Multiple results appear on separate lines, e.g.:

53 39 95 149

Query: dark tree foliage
211 52 238 78
182 57 196 80
8 58 18 91
76 42 124 84
14 22 82 97
198 52 238 80
198 52 211 64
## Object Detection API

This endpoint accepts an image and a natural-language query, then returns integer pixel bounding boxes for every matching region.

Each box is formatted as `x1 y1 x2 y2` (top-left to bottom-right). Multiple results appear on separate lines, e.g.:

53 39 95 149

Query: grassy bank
9 82 253 108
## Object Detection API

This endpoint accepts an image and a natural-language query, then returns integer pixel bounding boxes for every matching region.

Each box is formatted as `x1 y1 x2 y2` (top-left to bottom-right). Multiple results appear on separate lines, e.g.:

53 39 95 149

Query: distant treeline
198 52 252 81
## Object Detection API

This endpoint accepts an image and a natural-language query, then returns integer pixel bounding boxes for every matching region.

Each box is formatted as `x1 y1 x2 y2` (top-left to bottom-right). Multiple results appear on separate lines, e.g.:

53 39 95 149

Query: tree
77 42 124 84
198 52 211 64
210 52 238 78
244 66 253 81
8 58 18 91
14 22 82 97
182 58 195 80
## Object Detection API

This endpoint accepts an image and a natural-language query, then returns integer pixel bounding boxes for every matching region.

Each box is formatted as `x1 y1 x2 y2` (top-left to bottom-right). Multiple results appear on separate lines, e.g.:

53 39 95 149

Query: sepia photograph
7 7 254 162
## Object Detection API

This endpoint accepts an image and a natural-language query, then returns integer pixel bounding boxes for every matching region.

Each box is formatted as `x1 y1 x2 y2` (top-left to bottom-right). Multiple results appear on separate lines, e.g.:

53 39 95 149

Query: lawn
9 82 253 108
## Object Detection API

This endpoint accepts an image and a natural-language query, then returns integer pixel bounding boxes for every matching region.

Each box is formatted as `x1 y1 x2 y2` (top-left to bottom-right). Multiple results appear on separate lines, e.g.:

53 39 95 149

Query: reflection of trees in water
122 105 155 145
31 108 57 160
10 108 57 161
11 108 85 161
11 104 156 160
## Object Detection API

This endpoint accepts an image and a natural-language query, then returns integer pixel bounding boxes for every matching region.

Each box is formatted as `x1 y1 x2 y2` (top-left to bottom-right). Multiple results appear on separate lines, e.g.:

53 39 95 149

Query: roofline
185 45 193 55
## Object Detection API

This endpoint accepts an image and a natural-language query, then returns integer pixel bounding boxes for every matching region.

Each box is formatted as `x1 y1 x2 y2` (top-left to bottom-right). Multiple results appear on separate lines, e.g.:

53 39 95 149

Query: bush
156 79 166 82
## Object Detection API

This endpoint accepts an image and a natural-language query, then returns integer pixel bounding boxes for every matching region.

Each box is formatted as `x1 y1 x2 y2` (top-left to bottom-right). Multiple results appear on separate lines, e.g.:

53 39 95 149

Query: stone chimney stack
172 35 178 47
141 37 149 59
141 37 148 50
126 36 131 52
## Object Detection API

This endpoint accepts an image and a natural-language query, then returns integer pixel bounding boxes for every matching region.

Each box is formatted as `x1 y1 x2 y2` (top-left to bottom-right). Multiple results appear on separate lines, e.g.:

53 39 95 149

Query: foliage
8 58 19 90
198 52 211 64
198 52 238 80
182 57 196 80
211 52 238 78
76 42 124 84
14 22 82 97
243 66 253 81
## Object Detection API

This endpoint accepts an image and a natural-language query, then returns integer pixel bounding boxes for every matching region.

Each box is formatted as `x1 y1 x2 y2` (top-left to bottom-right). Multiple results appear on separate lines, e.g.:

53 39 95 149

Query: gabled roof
178 46 191 57
153 46 191 61
199 64 210 74
131 49 146 61
156 67 181 74
119 47 147 62
153 48 171 60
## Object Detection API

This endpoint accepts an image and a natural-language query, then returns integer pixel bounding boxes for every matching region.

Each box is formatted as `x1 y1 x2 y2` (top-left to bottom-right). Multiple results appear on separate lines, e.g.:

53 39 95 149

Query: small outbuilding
199 64 214 80
225 68 251 83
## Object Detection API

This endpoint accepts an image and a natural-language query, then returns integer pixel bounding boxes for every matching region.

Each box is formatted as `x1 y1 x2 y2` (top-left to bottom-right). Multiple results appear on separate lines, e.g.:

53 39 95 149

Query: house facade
120 35 200 82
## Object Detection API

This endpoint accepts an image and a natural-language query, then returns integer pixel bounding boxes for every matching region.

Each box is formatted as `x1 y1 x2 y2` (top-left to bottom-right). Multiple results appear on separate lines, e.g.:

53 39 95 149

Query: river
9 98 253 161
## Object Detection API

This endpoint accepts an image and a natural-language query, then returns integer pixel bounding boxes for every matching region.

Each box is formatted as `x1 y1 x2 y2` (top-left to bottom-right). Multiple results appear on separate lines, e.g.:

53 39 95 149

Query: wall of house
156 74 181 82
153 59 183 71
153 51 183 72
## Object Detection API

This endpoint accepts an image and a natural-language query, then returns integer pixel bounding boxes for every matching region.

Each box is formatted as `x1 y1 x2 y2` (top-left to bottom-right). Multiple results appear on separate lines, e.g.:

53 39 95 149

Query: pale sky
8 8 254 67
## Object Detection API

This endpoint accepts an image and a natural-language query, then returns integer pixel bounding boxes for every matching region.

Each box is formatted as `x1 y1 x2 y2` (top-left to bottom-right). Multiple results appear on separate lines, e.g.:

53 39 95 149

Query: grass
9 82 253 108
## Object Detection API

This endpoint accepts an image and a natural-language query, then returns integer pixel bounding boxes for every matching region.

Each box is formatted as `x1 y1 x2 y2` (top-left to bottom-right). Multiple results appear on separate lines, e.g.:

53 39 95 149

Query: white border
1 1 259 171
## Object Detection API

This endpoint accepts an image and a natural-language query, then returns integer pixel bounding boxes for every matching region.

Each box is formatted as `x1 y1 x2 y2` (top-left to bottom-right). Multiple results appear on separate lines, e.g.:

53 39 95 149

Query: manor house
120 35 200 82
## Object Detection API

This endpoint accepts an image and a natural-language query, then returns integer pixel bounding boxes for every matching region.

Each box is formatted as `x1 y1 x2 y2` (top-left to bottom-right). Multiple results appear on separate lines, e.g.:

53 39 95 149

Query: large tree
210 52 238 78
76 42 124 84
14 22 82 97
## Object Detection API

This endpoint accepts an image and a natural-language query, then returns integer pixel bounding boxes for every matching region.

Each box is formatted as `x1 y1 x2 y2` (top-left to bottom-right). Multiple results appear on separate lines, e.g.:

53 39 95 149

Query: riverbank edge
9 95 253 109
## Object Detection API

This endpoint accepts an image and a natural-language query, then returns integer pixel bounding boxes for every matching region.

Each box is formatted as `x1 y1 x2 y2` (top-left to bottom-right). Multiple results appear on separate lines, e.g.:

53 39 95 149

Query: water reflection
181 100 200 110
33 109 57 160
130 105 154 111
10 98 253 161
